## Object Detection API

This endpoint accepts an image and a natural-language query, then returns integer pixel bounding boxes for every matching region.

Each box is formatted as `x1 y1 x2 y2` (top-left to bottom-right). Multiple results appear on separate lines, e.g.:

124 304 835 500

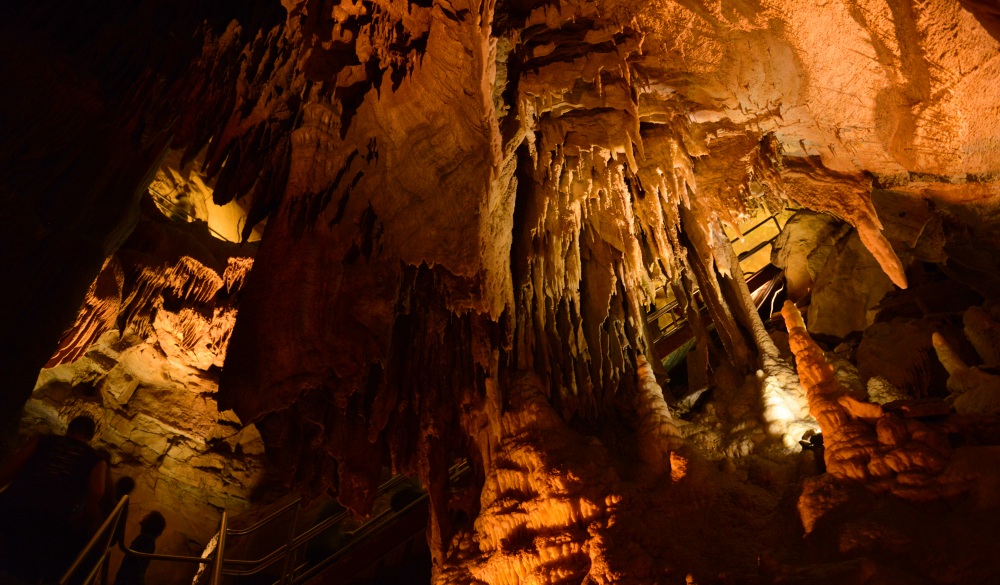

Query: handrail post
278 505 300 585
211 512 229 585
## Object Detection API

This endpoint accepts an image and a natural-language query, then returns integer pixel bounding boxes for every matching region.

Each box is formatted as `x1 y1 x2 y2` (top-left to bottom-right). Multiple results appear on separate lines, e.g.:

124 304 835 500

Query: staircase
62 462 468 585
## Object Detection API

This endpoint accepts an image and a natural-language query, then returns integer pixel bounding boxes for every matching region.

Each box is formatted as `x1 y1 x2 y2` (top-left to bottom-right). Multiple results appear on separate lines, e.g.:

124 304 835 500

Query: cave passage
3 0 1000 584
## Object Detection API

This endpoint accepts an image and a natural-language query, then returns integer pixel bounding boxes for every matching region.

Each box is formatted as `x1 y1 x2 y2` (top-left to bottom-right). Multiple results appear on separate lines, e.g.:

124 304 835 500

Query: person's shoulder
132 533 156 553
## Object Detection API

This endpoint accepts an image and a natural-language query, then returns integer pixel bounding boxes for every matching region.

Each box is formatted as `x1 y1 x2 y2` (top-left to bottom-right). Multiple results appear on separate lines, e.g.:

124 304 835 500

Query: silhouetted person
0 415 107 582
114 511 166 585
96 448 114 518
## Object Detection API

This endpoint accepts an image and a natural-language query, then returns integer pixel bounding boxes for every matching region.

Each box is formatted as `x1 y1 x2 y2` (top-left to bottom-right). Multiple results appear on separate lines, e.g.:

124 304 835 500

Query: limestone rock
806 231 897 338
934 332 1000 416
770 211 844 301
857 320 954 399
964 306 1000 367
3 0 1000 583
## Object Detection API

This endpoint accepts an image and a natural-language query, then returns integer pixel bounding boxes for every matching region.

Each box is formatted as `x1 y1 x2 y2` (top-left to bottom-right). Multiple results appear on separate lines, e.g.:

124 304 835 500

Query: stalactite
780 166 908 289
46 257 125 368
6 0 1000 581
46 202 254 373
677 206 752 369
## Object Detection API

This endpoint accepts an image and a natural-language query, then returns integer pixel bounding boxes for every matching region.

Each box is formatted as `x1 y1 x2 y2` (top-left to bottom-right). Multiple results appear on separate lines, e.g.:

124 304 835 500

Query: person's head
66 415 96 441
115 476 136 499
139 511 167 538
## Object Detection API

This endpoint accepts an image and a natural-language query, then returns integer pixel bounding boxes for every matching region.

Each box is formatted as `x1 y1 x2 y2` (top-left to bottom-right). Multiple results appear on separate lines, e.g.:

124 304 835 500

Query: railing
61 462 468 585
730 213 783 264
147 186 234 242
60 496 129 585
220 461 467 584
646 209 789 346
646 286 701 342
275 461 468 585
60 496 230 585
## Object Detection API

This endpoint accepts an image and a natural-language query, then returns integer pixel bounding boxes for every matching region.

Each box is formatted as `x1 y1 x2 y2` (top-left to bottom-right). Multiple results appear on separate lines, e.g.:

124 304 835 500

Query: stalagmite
782 300 880 481
439 373 622 585
934 331 1000 416
781 300 987 539
634 355 684 476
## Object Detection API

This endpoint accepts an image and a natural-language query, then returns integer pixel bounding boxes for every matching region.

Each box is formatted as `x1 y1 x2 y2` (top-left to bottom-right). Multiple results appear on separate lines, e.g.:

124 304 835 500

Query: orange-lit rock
934 328 1000 416
2 0 1000 583
22 199 264 583
440 373 622 584
779 299 1000 553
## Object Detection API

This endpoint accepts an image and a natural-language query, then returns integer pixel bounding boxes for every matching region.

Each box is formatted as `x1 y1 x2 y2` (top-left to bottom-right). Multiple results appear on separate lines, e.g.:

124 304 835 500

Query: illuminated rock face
2 0 1000 583
22 203 265 584
149 149 266 244
782 299 1000 582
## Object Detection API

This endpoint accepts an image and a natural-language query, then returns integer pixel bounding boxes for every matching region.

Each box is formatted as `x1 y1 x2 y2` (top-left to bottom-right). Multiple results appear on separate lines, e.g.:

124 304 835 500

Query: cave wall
0 0 288 439
3 0 1000 583
19 198 266 584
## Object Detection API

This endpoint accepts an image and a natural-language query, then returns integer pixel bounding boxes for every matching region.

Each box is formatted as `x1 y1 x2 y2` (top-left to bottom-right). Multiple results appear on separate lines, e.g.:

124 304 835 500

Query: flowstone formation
2 0 1000 583
782 300 1000 583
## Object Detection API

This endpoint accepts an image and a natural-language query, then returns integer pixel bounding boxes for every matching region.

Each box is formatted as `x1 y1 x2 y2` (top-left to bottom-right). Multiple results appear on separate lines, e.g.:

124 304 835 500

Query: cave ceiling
3 0 1000 582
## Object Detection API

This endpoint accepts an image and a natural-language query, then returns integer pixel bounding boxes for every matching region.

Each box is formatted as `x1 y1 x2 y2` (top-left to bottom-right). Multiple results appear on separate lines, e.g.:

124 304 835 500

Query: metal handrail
117 539 221 564
66 465 468 585
226 498 302 537
147 187 234 242
227 473 410 540
158 471 431 579
727 205 800 246
278 506 300 585
219 472 411 572
59 502 228 585
737 236 778 264
108 511 230 585
59 496 229 584
284 461 470 585
647 295 686 323
60 496 129 585
289 498 422 583
729 213 781 244
225 460 469 583
219 541 291 573
213 513 228 585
